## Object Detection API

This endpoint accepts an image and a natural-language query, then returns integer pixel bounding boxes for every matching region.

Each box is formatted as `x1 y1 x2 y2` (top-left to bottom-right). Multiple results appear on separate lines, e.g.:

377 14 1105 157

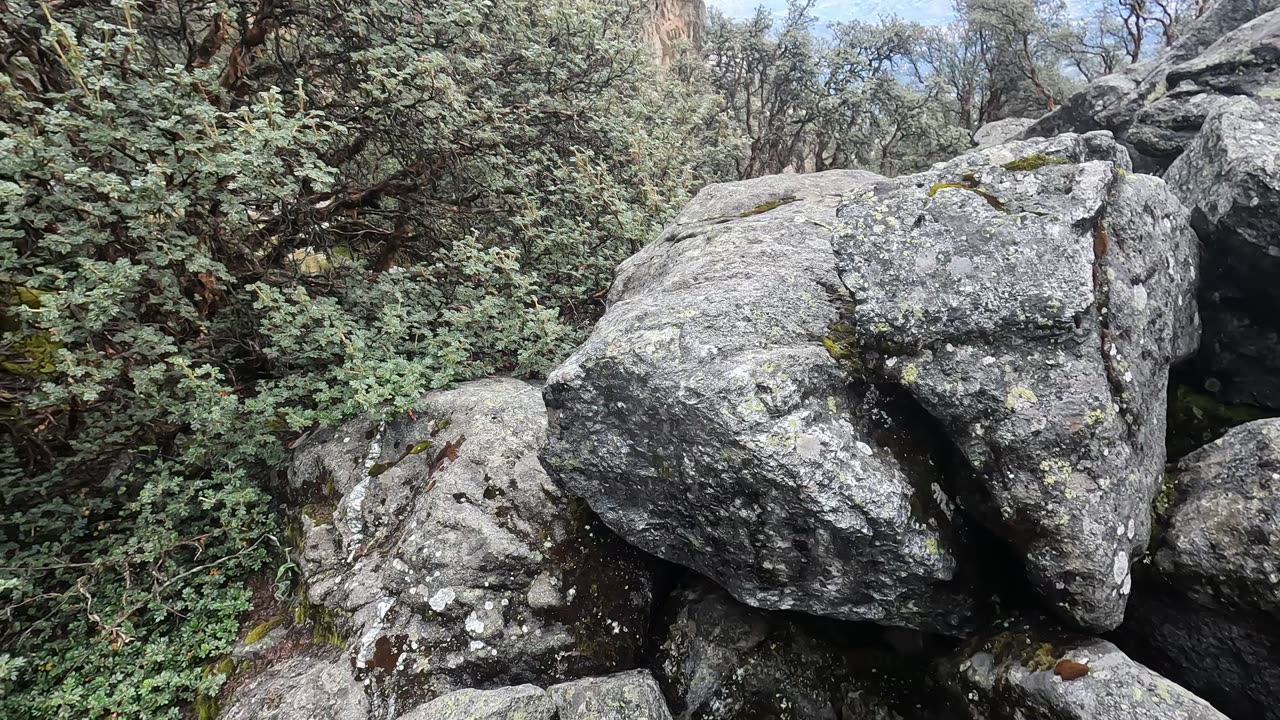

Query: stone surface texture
1166 99 1280 408
219 654 370 720
653 577 908 720
939 628 1229 720
543 170 988 635
290 378 658 717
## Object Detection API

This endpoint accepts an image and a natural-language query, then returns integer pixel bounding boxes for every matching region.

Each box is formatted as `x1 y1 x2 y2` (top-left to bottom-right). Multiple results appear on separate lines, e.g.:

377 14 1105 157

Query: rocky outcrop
642 0 706 66
287 378 661 716
544 133 1198 634
653 578 912 720
543 170 989 636
219 653 369 720
972 118 1035 148
837 133 1198 631
399 671 673 720
1025 2 1280 172
1117 419 1280 720
937 625 1229 720
1165 99 1280 409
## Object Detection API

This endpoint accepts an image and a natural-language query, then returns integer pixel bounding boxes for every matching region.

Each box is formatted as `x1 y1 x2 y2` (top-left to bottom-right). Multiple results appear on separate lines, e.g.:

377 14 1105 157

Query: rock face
972 118 1036 148
837 133 1198 631
1117 419 1280 720
399 671 674 720
290 378 660 716
653 577 910 720
642 0 706 66
544 133 1198 635
1025 2 1280 172
937 626 1229 720
219 654 369 720
543 170 988 636
399 685 556 720
549 670 674 720
1166 99 1280 409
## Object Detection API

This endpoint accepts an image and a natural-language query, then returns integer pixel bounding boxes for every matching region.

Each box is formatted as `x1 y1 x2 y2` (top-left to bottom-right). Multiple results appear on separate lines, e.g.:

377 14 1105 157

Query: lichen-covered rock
219 654 369 720
290 378 659 716
1116 418 1280 719
1156 418 1280 611
1025 2 1280 172
653 577 910 720
548 670 674 720
398 685 556 720
1166 99 1280 409
973 118 1036 149
938 626 1229 720
835 132 1198 630
542 170 988 635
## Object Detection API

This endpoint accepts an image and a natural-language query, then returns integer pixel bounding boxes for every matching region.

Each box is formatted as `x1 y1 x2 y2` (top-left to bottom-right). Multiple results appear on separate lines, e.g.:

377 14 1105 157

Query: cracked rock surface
836 132 1198 630
289 378 659 717
543 170 988 635
543 133 1198 635
1166 99 1280 409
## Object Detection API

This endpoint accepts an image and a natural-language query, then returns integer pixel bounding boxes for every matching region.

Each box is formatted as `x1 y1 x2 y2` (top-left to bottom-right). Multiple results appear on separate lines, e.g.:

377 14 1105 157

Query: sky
708 0 958 26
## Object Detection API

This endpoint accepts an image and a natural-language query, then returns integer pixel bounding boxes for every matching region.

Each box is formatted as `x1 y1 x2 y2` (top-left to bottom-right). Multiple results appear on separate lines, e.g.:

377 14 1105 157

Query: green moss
1153 473 1178 522
987 631 1061 672
822 318 865 380
243 615 284 645
1001 153 1070 172
740 195 798 217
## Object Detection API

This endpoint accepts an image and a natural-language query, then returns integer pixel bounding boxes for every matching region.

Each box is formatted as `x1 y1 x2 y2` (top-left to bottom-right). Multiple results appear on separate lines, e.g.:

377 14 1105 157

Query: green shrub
0 0 733 716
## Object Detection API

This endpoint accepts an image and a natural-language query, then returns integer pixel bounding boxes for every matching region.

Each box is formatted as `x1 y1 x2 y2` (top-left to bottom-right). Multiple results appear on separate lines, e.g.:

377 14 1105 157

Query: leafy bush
0 0 733 716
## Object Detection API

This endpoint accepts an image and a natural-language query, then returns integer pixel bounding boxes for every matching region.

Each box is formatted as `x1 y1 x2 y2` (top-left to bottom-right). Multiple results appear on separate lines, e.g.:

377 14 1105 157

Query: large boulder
1117 419 1280 719
1025 2 1280 172
398 685 556 720
543 170 989 636
837 132 1198 632
937 625 1229 720
653 577 912 720
972 118 1036 149
543 133 1198 633
290 378 660 715
1165 99 1280 409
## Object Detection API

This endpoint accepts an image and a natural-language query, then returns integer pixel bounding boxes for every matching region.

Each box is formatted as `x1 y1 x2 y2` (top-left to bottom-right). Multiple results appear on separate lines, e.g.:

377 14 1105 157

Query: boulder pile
215 2 1280 718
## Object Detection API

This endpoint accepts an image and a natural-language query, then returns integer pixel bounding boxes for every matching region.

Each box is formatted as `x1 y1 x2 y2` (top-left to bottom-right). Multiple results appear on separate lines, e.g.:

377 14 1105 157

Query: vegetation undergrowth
0 0 733 716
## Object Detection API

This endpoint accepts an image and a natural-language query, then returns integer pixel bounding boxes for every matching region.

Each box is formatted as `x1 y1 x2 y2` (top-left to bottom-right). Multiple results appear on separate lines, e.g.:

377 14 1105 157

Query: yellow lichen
1005 386 1039 410
1040 459 1072 486
901 364 919 385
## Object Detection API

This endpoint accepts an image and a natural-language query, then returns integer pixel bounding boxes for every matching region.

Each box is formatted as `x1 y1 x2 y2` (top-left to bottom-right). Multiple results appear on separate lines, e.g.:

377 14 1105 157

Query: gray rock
219 654 369 720
545 134 1198 634
1119 584 1280 720
972 118 1036 149
398 685 556 720
548 670 674 720
1114 419 1280 719
834 132 1198 631
1166 99 1280 409
938 626 1229 720
543 170 988 635
1156 418 1280 612
291 378 659 716
1025 2 1280 172
653 577 908 720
